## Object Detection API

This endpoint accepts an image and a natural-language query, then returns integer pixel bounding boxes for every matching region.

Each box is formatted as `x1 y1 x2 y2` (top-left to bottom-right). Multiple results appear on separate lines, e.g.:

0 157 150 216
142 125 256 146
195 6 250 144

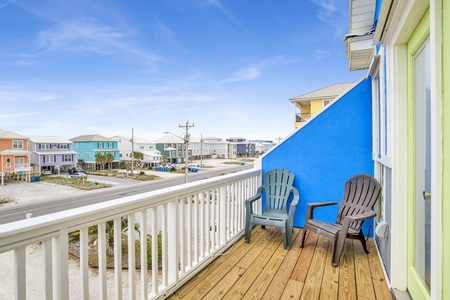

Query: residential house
111 135 161 167
249 139 274 156
153 133 185 164
340 0 449 298
70 134 120 170
188 136 211 161
0 129 31 185
289 82 355 129
27 136 77 175
226 137 256 157
203 136 237 159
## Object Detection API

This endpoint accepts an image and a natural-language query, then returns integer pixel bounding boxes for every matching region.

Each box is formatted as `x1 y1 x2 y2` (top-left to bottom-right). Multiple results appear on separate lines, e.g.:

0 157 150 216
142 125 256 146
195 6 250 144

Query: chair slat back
263 168 295 213
336 174 381 230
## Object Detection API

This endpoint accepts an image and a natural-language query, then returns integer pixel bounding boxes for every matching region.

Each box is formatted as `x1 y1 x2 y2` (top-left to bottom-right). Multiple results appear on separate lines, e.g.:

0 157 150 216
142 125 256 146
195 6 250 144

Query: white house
111 135 161 167
203 136 237 159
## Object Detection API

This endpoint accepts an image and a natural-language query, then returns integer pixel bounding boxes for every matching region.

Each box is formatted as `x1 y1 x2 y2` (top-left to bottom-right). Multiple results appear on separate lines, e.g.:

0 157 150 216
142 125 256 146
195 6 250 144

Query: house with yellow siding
289 82 355 128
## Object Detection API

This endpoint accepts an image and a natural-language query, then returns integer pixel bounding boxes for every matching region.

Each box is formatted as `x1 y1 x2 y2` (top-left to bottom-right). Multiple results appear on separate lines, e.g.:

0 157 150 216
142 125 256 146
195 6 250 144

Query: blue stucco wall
262 78 374 235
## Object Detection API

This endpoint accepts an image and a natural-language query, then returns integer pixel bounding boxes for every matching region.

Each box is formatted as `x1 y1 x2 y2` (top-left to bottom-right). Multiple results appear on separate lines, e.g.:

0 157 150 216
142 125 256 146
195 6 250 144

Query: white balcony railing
0 168 261 299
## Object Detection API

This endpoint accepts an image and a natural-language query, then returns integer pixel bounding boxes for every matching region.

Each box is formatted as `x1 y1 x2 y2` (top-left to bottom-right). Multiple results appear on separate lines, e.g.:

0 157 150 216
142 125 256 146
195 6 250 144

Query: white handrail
0 168 261 299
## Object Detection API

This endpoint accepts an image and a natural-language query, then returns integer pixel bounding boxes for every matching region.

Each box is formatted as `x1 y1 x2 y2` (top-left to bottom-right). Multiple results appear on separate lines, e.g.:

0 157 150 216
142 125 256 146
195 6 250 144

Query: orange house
0 129 32 185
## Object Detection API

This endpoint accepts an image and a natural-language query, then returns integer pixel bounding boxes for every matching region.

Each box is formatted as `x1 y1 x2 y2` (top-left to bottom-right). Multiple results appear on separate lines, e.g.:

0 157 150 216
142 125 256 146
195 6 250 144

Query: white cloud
223 67 262 83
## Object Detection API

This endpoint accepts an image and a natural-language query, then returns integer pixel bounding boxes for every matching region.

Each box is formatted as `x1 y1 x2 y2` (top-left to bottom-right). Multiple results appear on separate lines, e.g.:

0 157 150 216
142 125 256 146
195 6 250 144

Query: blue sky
0 0 365 141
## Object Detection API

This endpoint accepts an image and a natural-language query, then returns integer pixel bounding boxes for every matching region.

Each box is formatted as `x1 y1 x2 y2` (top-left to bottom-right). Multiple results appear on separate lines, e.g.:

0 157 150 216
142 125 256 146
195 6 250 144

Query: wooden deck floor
169 226 392 300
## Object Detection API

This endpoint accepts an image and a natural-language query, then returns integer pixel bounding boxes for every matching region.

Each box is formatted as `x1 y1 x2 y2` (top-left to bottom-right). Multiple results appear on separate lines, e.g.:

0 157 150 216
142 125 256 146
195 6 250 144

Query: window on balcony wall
60 144 69 149
12 140 23 149
14 157 24 167
109 143 112 148
140 146 144 149
323 99 332 107
45 155 55 163
77 153 81 159
41 144 51 149
98 143 103 149
63 155 72 162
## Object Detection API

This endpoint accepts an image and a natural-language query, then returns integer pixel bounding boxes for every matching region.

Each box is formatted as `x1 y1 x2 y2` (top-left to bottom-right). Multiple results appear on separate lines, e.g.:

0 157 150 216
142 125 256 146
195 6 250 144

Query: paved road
0 164 253 225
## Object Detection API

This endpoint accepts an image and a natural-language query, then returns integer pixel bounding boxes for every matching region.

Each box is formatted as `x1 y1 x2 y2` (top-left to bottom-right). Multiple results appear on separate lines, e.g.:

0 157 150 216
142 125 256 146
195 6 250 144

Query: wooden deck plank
171 226 267 298
319 237 339 300
241 232 288 299
299 235 329 300
222 227 284 300
168 235 391 300
367 239 392 299
261 229 302 299
338 240 357 300
281 279 304 300
202 266 246 300
353 240 376 300
290 230 319 282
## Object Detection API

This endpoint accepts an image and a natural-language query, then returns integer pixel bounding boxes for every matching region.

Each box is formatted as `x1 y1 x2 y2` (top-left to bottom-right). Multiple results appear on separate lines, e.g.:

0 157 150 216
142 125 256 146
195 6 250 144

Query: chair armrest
344 210 376 222
340 211 376 236
245 186 265 215
305 201 339 221
288 187 300 222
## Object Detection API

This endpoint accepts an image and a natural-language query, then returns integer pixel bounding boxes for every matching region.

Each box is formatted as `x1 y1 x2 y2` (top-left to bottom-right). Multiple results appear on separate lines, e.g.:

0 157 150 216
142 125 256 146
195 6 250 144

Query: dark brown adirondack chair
245 169 299 250
299 174 381 267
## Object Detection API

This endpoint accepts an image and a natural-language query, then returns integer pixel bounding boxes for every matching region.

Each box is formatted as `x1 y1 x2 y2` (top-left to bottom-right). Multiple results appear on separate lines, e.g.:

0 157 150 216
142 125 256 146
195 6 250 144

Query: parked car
69 170 88 179
68 167 85 175
41 170 52 175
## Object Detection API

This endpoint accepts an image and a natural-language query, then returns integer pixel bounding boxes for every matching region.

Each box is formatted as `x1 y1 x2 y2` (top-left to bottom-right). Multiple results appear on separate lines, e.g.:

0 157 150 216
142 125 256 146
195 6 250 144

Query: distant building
0 129 31 185
70 134 120 170
28 136 77 174
203 137 236 159
290 82 355 128
111 135 161 167
226 137 255 157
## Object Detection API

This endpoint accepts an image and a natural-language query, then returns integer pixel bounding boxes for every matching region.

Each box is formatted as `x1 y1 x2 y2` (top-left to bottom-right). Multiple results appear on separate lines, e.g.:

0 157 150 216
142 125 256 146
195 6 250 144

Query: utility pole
131 128 134 175
179 120 194 183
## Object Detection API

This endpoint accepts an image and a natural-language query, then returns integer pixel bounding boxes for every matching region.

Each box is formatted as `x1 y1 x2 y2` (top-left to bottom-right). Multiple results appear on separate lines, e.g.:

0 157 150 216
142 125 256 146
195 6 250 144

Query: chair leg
299 229 307 248
332 234 346 267
358 230 369 254
284 223 293 250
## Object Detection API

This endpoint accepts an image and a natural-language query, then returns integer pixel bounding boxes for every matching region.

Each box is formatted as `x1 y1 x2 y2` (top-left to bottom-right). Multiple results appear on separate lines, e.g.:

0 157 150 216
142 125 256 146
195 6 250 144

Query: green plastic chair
245 168 299 250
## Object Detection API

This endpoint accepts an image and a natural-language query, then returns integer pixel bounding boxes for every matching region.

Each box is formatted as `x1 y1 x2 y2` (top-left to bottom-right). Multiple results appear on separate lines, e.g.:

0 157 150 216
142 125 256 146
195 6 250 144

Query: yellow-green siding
443 1 450 298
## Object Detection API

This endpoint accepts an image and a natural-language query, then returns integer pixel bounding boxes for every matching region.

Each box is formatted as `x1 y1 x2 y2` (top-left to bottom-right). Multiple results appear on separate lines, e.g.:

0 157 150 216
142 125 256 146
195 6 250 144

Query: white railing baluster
179 197 185 273
98 222 107 300
205 190 211 255
42 239 53 300
140 210 148 300
199 192 205 259
186 196 192 269
219 186 227 245
167 200 178 284
14 246 26 300
193 194 198 264
150 207 158 296
79 228 89 300
128 214 136 300
114 217 122 300
161 205 168 288
52 228 69 300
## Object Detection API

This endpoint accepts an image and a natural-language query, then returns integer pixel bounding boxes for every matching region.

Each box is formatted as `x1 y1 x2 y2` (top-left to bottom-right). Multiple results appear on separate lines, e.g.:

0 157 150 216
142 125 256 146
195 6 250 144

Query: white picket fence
0 168 261 299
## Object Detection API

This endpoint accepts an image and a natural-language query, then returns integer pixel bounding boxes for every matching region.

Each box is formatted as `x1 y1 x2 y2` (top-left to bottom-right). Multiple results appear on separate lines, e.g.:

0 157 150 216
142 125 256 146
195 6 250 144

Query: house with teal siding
70 134 120 170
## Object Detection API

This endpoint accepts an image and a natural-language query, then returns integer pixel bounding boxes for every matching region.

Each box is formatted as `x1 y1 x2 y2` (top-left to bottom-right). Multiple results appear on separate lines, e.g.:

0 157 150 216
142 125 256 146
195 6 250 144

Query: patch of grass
88 170 161 181
39 176 111 190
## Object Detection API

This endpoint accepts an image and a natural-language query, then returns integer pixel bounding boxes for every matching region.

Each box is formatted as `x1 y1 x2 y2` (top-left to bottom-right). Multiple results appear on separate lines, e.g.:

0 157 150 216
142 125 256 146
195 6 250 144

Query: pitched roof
153 133 184 144
28 136 73 144
111 135 154 144
70 134 116 142
0 129 29 140
289 83 356 103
